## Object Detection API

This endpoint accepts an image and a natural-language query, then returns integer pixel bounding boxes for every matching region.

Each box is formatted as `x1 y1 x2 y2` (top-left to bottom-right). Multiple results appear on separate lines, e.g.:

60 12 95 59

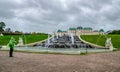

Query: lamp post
86 45 88 54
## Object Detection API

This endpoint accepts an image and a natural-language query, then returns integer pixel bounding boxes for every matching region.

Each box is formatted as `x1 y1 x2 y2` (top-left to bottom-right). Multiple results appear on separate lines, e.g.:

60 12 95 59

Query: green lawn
81 34 120 49
0 35 48 45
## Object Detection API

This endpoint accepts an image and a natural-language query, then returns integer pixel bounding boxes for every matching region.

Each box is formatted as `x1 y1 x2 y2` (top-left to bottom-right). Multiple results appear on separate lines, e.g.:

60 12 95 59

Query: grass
22 35 48 44
0 35 48 45
81 34 120 49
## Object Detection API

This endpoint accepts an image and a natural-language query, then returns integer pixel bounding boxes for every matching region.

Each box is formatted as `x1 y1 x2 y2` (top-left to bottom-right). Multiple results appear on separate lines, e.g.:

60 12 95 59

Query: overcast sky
0 0 120 33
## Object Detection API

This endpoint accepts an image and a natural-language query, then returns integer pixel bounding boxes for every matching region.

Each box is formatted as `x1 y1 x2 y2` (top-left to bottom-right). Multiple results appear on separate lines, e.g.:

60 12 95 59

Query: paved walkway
0 51 120 72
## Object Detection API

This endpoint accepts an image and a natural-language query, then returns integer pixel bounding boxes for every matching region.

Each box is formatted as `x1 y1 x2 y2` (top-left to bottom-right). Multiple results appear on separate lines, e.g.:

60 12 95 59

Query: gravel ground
0 51 120 72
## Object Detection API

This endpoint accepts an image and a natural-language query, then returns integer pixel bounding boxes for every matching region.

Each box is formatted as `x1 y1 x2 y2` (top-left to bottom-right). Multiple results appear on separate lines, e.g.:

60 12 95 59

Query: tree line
108 30 120 34
0 22 48 35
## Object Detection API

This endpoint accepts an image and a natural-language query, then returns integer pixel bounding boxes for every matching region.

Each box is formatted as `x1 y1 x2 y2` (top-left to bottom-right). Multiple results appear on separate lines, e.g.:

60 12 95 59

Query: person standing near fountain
8 37 16 57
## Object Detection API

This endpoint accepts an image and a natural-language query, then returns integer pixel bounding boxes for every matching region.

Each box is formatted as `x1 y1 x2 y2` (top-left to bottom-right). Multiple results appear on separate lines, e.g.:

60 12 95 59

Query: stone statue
105 37 113 51
17 37 24 46
0 33 3 36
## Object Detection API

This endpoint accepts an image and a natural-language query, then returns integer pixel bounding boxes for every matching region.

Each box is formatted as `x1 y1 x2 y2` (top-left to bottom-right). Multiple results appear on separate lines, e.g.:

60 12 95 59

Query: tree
109 30 120 34
5 28 11 32
77 26 83 30
32 32 36 35
99 29 104 32
0 22 6 32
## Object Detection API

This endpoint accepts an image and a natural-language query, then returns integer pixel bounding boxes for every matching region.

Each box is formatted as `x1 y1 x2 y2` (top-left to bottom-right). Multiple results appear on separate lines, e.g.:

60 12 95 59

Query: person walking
9 37 16 57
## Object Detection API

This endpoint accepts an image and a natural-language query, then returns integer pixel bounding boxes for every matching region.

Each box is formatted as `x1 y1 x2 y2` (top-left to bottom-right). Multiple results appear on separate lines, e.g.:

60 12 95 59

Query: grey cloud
0 0 120 33
0 9 15 18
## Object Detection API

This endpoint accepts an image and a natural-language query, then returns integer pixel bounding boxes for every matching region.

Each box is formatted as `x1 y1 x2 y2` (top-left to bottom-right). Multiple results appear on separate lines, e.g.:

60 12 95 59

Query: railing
78 35 106 48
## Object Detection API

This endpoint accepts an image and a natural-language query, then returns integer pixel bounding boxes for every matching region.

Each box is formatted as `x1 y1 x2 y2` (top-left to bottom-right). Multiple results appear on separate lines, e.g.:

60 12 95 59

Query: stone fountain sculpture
105 37 113 51
40 32 93 48
17 37 24 46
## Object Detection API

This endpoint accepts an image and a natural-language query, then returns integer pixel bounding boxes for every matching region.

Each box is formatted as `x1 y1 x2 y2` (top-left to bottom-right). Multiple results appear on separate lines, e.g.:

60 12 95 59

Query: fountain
45 34 50 48
47 35 50 46
0 33 110 54
39 32 93 48
68 29 70 35
52 35 54 41
56 32 58 39
70 33 74 45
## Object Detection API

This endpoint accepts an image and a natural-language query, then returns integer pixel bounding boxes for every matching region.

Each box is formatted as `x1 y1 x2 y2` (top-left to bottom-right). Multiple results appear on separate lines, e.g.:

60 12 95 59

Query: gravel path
0 51 120 72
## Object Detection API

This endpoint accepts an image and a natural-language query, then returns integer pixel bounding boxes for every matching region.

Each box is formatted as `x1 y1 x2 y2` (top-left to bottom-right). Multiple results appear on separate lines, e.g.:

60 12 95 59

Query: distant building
57 26 104 36
57 29 68 36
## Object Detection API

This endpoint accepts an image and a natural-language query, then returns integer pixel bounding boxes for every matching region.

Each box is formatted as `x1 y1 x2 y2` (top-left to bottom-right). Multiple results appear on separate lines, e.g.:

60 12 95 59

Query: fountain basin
0 46 110 54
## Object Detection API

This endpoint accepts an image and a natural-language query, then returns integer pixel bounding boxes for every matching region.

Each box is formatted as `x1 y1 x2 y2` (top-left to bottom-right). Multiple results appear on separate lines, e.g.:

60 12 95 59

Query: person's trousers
9 48 13 57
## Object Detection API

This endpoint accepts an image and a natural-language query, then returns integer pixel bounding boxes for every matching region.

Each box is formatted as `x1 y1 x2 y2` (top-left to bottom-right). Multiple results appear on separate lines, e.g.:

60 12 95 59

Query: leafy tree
77 26 83 30
0 22 6 31
5 28 11 32
99 29 104 32
32 32 36 35
109 30 120 34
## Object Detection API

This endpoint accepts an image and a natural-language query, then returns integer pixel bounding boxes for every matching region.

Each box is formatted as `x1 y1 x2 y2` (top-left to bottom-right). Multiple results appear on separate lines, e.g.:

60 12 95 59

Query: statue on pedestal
17 37 24 46
0 33 3 36
105 37 113 51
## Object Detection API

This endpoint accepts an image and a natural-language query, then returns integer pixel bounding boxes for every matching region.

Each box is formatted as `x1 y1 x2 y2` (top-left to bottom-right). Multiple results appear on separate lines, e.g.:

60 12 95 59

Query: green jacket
9 37 16 48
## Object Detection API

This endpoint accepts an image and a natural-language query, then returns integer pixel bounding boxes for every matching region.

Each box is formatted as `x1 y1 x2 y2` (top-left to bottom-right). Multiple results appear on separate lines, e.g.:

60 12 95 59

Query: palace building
57 26 104 36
